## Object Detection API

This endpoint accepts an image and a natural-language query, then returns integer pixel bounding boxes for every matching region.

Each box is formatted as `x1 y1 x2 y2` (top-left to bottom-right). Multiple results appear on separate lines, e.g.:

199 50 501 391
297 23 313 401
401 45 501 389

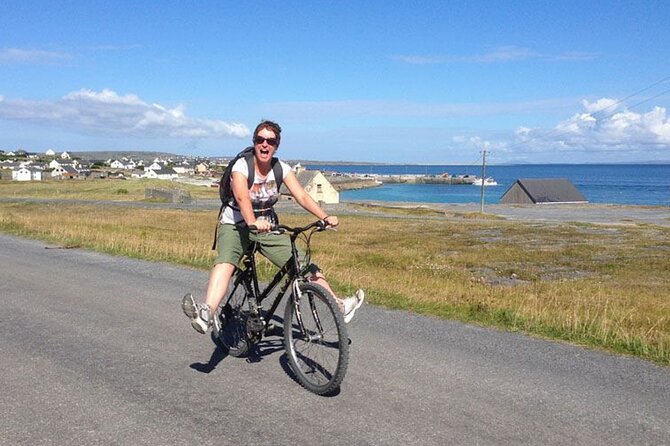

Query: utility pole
479 150 488 213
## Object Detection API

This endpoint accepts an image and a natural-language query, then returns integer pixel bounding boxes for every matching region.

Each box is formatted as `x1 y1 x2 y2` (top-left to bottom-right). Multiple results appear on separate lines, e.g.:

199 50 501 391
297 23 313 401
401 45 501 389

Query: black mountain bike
211 220 349 395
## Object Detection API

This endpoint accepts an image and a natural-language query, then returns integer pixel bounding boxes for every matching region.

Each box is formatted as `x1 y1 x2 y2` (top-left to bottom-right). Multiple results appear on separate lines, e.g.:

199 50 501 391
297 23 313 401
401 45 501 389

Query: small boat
472 177 498 186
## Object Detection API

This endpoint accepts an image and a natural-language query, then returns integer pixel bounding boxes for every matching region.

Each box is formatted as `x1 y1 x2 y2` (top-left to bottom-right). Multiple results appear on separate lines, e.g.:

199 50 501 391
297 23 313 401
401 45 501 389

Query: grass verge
0 201 668 365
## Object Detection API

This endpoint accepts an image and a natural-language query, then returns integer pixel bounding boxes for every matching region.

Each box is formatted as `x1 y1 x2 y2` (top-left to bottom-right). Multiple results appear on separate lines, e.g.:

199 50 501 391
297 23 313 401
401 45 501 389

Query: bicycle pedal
264 322 283 337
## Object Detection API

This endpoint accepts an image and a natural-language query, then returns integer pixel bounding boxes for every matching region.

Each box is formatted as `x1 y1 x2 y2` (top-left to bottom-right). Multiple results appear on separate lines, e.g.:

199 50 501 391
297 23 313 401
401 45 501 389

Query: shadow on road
189 345 228 373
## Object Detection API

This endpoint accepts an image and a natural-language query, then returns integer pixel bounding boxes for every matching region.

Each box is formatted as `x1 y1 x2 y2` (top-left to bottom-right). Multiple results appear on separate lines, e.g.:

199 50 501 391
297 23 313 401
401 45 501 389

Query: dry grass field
0 177 218 201
0 194 668 365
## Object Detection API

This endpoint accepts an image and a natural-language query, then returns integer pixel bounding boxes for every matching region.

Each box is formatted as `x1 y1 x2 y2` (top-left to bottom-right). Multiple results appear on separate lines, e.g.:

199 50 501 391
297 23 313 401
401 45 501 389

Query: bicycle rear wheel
212 271 250 357
283 283 349 395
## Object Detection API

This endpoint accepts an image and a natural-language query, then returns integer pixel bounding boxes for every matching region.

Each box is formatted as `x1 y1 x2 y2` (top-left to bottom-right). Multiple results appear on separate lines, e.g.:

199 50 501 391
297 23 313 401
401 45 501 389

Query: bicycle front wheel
212 271 250 357
283 283 349 395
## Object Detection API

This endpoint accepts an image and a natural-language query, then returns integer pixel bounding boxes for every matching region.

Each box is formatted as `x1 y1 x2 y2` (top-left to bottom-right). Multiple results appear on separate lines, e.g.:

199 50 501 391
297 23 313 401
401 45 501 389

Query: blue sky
1 0 670 164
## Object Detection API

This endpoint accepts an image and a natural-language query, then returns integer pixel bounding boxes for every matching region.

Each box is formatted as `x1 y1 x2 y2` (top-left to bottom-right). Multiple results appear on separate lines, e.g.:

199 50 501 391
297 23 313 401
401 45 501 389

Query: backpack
212 147 284 249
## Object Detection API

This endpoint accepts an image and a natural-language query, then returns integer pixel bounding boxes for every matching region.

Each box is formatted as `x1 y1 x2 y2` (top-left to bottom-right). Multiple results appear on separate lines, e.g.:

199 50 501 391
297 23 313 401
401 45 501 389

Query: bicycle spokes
284 283 349 395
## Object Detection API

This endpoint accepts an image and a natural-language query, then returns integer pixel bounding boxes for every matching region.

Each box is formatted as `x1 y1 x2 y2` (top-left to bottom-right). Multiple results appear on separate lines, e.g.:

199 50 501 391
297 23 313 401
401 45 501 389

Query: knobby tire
283 283 349 395
212 271 250 357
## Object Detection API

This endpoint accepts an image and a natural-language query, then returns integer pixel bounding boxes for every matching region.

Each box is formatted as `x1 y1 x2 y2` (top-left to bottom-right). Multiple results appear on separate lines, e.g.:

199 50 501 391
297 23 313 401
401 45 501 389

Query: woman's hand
323 215 339 228
252 219 273 233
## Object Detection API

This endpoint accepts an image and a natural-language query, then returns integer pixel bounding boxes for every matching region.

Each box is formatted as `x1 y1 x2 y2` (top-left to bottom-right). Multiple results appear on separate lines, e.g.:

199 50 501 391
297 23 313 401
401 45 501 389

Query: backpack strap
243 150 255 189
270 157 283 192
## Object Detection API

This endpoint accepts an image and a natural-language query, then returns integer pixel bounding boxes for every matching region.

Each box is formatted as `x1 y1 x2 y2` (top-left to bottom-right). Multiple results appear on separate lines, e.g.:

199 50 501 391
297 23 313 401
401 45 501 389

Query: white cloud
0 48 72 64
581 98 620 114
390 55 444 65
392 46 598 65
514 98 670 152
0 89 250 139
465 46 540 63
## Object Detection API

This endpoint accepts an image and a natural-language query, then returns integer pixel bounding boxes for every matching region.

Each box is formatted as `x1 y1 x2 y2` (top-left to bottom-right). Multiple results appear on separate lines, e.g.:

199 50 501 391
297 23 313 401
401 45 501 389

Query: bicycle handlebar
248 219 330 235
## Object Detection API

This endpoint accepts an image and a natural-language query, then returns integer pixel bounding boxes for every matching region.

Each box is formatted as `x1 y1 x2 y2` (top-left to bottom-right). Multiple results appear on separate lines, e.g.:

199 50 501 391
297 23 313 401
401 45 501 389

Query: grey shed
500 178 588 204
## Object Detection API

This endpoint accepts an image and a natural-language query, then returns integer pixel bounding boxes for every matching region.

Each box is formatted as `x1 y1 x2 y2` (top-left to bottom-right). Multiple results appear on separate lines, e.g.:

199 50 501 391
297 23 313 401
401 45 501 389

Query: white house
12 167 43 181
51 165 80 179
109 160 126 169
45 149 56 156
172 164 194 174
144 167 178 180
60 151 71 159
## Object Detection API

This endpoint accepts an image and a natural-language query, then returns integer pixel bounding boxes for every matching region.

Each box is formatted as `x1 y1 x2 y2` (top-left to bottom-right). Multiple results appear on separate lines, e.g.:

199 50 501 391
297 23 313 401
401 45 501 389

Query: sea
304 164 670 206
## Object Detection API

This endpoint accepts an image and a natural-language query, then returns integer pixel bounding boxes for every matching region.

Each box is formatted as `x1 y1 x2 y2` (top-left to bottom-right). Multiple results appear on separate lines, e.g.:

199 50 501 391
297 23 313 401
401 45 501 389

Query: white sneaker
182 293 197 318
342 289 365 323
182 293 211 334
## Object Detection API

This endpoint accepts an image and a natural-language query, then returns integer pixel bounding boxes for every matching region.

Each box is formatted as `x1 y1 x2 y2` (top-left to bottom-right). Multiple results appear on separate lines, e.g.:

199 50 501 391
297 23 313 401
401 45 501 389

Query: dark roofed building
500 178 587 204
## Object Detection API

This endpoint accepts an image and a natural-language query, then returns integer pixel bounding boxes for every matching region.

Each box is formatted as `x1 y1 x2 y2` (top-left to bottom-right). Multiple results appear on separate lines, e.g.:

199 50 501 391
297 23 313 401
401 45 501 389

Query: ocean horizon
305 163 670 207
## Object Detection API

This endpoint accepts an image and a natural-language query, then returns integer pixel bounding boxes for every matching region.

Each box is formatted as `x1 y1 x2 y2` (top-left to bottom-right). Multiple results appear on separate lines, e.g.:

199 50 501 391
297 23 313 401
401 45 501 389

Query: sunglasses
253 136 278 146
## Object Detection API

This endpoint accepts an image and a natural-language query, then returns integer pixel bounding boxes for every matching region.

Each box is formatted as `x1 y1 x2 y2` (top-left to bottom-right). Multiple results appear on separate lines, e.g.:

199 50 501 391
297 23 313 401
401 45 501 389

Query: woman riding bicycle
182 120 364 333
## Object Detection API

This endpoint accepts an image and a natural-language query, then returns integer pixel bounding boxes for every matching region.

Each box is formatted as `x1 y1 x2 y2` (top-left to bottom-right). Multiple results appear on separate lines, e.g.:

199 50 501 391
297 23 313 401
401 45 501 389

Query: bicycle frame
215 220 349 395
225 227 312 336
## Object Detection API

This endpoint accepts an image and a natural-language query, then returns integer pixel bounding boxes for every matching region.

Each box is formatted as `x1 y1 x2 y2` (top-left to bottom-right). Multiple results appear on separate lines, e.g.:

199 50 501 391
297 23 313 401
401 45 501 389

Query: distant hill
70 150 187 161
67 151 388 165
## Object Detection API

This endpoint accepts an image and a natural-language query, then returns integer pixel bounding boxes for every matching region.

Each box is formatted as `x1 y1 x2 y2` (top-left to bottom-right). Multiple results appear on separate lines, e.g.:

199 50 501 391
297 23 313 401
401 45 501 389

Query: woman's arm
231 171 256 225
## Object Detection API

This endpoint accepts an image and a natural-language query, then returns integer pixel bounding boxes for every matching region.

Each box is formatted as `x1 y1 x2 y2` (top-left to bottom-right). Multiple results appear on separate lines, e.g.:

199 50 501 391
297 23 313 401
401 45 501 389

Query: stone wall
144 188 192 204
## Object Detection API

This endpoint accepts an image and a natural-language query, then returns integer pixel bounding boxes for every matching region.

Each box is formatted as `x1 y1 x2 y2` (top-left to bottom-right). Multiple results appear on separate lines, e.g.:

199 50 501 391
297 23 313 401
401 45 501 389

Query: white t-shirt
220 157 292 225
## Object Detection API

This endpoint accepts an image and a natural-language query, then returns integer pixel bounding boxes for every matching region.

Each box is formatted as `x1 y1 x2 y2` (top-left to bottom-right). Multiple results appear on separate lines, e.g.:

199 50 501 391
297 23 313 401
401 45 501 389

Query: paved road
1 234 668 445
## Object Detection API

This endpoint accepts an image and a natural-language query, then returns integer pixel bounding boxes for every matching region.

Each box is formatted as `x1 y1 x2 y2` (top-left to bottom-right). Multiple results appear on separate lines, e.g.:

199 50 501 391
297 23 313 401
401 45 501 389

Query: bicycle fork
292 281 325 342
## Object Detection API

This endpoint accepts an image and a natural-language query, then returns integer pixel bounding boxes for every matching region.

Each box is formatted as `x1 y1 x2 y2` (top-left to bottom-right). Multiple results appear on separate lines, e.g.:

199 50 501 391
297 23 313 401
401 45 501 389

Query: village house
49 159 81 170
109 160 126 169
45 149 56 157
280 168 339 204
195 162 210 174
51 165 82 179
49 159 64 169
60 151 71 160
172 164 193 175
143 167 178 180
12 167 43 181
2 161 25 170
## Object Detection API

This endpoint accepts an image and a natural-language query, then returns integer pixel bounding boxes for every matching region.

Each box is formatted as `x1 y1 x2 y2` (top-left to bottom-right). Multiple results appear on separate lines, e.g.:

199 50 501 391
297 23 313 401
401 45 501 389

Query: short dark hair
253 120 282 147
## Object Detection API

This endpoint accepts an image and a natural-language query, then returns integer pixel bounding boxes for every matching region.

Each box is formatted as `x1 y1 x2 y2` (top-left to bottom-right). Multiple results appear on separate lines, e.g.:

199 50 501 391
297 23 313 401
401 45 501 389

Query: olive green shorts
214 223 314 270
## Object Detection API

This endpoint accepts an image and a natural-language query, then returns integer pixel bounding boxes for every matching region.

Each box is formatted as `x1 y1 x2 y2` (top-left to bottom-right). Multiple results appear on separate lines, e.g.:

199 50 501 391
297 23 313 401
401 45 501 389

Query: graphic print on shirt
220 158 290 225
249 178 278 210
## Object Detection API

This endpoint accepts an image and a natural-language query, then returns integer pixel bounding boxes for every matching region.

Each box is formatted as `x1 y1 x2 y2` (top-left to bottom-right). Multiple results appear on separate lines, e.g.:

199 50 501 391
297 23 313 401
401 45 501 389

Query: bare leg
309 272 344 308
204 262 237 313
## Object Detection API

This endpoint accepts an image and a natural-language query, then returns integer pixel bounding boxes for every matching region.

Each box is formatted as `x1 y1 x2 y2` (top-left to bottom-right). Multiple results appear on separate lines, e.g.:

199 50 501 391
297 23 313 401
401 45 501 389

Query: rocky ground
277 200 670 227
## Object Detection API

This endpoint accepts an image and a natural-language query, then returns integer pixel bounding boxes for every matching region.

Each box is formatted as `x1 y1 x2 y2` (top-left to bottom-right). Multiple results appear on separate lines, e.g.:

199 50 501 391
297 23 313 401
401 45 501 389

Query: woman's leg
183 223 247 333
204 262 237 313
